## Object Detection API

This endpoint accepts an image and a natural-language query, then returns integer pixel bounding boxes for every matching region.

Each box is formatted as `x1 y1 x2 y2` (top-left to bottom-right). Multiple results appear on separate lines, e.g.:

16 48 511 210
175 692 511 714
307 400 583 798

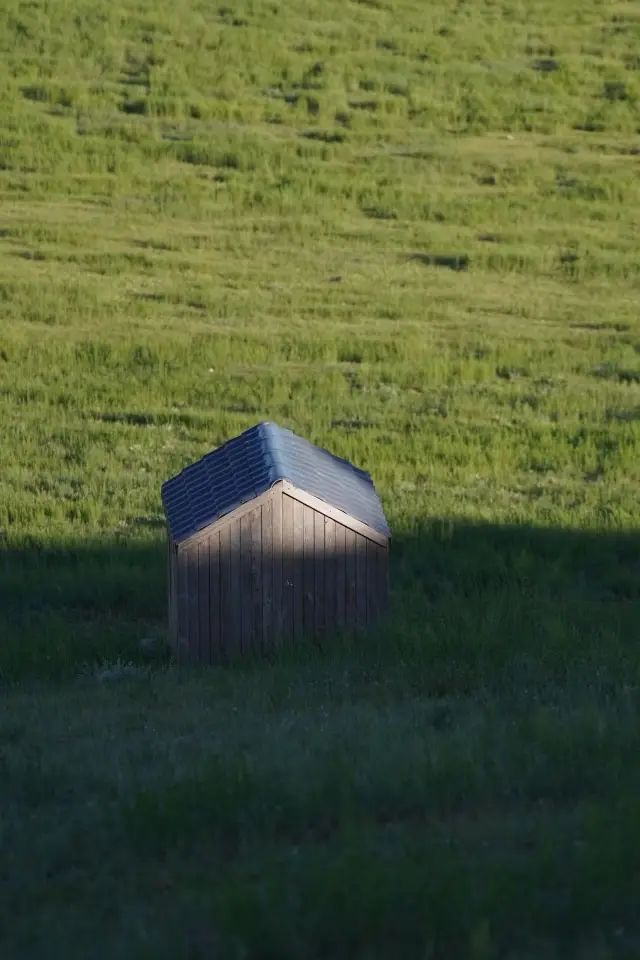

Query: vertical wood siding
272 489 283 641
292 498 304 642
197 539 209 665
240 513 252 655
324 517 336 633
314 511 325 638
228 520 242 657
282 491 294 641
209 530 221 662
176 546 189 662
187 547 200 665
335 521 346 632
250 506 262 655
219 525 232 663
171 488 389 664
344 527 357 635
262 497 273 654
355 534 368 632
302 504 314 638
366 537 379 626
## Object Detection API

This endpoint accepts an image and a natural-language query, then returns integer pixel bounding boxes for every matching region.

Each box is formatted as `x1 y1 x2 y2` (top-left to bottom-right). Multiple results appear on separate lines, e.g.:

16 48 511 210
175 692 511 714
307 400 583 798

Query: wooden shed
161 421 391 664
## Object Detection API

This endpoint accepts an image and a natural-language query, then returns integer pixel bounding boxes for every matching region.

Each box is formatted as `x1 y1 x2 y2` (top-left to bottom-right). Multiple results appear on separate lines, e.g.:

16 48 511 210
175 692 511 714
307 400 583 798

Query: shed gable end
168 484 388 664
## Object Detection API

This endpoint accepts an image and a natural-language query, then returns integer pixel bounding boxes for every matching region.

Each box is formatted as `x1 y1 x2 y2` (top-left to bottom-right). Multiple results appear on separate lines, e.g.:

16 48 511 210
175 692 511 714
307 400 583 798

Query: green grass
1 0 640 956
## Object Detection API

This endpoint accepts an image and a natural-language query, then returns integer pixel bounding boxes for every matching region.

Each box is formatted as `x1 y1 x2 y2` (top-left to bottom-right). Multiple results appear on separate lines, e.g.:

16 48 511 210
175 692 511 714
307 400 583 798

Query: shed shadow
0 520 638 687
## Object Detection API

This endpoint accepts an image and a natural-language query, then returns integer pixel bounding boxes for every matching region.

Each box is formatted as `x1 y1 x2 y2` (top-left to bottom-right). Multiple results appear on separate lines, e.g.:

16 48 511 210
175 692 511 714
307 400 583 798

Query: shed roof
161 421 390 545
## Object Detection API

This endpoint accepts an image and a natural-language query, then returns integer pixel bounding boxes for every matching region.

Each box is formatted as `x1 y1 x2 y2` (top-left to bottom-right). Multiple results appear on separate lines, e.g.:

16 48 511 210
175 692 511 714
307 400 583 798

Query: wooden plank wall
173 489 388 664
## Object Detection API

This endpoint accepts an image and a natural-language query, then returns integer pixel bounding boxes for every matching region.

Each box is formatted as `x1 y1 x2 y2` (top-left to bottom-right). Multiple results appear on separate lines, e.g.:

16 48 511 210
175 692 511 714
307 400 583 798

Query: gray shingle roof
161 421 390 544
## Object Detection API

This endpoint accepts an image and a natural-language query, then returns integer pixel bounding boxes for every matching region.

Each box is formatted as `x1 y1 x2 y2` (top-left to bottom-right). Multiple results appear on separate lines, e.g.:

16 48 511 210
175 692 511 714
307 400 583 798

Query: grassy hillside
1 0 639 957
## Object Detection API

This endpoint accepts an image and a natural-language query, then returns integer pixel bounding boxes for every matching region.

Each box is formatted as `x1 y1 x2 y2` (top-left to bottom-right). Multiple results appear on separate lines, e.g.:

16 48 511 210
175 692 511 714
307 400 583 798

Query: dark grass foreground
1 521 639 959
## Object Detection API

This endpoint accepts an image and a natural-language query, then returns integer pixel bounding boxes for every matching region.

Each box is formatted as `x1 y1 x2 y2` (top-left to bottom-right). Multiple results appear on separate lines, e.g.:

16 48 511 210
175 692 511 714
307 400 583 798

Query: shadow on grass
0 538 169 681
0 519 638 684
2 523 640 960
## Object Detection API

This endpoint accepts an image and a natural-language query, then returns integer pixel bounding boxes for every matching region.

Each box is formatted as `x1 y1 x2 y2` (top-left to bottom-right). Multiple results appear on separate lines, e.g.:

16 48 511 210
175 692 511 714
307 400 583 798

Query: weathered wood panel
219 525 232 662
198 538 210 664
334 520 346 632
292 496 304 642
324 516 335 635
271 486 284 646
176 485 282 551
355 532 368 632
379 545 389 617
282 491 294 642
250 505 262 654
262 497 273 653
366 539 379 627
282 481 388 547
229 521 243 659
302 504 315 637
271 487 283 644
209 531 221 661
176 548 189 661
240 513 252 655
169 480 388 664
344 526 357 635
313 510 325 639
185 545 200 664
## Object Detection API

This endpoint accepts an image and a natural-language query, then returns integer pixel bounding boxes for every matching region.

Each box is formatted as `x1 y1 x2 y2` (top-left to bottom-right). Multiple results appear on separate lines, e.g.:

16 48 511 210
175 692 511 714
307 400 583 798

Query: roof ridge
257 421 290 486
162 420 390 544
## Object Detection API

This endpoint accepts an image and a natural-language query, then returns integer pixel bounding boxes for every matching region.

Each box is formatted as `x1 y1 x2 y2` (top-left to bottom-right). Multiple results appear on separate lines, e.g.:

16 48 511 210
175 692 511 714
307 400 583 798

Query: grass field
1 0 640 956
